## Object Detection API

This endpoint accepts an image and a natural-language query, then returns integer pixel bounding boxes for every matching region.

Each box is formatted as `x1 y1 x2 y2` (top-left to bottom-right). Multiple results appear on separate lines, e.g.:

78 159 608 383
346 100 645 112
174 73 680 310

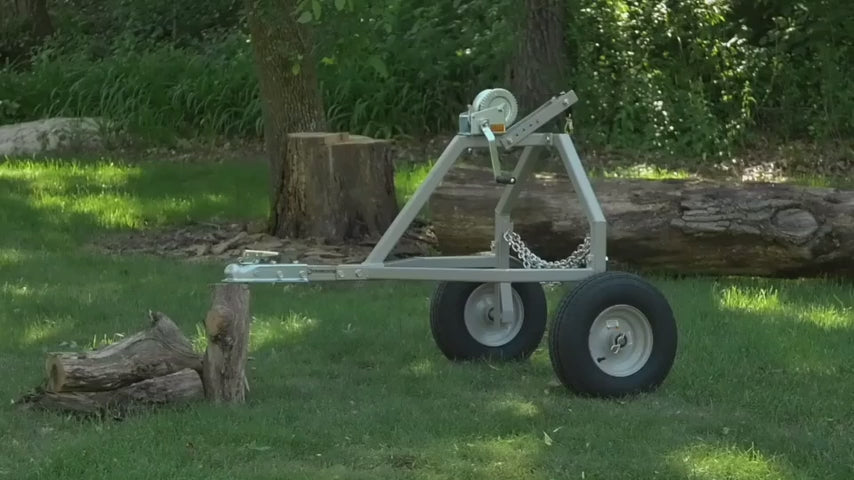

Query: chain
500 230 591 269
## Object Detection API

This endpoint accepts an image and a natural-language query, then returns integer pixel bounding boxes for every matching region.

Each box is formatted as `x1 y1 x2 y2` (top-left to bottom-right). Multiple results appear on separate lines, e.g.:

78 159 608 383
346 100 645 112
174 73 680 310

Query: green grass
1 157 853 479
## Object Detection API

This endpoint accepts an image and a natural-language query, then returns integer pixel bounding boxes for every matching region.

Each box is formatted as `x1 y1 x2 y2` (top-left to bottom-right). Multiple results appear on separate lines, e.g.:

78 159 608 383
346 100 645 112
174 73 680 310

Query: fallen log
22 368 203 414
429 166 854 278
45 311 202 392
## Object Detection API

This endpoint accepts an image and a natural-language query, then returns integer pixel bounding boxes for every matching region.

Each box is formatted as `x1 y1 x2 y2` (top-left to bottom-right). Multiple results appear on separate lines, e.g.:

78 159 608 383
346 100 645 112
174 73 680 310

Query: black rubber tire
429 280 547 361
548 271 677 398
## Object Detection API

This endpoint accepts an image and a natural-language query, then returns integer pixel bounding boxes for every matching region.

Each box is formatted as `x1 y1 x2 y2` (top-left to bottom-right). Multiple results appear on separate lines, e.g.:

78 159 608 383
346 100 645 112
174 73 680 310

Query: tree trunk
23 369 203 415
13 0 53 38
506 0 570 117
245 0 327 237
202 283 251 403
429 166 854 278
284 132 398 242
45 311 202 393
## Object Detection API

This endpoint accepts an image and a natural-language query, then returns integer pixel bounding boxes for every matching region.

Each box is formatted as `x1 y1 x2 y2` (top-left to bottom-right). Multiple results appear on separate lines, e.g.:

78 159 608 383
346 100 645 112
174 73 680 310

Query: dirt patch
90 219 438 265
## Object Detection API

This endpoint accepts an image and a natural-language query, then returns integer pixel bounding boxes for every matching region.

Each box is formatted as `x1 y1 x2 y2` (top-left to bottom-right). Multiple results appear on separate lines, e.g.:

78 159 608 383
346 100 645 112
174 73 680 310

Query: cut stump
45 311 202 393
274 132 399 242
201 283 252 403
429 166 854 278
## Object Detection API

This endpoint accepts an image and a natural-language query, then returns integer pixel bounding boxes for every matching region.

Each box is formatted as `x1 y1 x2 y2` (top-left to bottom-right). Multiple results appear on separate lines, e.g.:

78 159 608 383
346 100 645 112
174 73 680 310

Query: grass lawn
1 156 853 480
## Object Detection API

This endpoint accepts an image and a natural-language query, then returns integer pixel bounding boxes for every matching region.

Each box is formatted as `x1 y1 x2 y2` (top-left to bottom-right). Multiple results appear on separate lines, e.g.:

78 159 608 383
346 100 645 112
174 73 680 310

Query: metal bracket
499 90 578 149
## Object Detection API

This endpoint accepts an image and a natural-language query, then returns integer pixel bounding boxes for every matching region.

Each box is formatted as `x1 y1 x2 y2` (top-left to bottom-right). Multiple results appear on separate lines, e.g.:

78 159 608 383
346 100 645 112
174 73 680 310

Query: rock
0 117 104 156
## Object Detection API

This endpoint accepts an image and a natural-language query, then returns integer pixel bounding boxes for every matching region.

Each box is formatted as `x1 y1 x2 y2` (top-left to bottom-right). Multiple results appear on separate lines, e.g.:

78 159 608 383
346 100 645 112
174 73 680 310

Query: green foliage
1 0 852 156
1 32 261 143
564 0 854 157
312 0 514 137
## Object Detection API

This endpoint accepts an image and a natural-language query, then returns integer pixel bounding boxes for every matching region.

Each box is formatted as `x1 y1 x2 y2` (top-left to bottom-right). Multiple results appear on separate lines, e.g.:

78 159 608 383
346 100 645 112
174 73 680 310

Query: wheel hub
588 304 653 377
464 284 524 347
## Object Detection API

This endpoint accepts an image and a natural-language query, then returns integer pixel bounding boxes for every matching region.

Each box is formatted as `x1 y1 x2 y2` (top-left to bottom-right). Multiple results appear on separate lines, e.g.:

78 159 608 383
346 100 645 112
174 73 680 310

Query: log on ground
429 166 854 278
277 132 398 242
202 283 251 403
22 368 203 414
45 311 202 393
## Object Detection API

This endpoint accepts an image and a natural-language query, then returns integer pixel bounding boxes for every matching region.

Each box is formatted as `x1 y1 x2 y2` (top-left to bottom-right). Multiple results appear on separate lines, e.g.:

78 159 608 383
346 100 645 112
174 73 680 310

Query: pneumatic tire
548 271 677 397
429 279 547 361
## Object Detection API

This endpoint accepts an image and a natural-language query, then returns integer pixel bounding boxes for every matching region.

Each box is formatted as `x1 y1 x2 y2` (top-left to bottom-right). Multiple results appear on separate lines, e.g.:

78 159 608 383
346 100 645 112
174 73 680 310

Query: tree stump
201 283 251 403
275 132 398 242
429 166 854 278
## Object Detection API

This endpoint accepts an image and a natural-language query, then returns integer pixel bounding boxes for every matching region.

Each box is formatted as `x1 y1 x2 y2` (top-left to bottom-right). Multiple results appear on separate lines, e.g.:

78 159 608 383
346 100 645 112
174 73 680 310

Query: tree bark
284 132 398 242
44 311 202 393
506 0 571 117
23 369 203 415
429 166 854 278
12 0 53 38
202 283 251 403
245 0 328 237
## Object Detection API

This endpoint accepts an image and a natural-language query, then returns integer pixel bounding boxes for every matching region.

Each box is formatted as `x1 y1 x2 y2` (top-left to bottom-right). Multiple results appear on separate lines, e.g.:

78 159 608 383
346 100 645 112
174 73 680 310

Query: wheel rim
588 304 653 377
463 284 524 347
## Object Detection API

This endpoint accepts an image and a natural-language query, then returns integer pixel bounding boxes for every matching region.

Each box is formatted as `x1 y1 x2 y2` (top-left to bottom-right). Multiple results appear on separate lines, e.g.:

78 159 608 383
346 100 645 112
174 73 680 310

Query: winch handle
481 121 515 184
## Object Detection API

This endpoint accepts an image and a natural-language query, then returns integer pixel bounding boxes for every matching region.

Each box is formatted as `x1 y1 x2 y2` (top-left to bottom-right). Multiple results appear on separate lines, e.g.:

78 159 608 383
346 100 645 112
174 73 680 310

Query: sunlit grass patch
599 163 694 180
0 158 141 188
0 248 29 266
22 318 65 345
394 160 433 207
670 442 794 480
0 157 269 243
716 282 853 330
717 284 783 314
402 357 435 378
250 312 320 350
487 395 541 419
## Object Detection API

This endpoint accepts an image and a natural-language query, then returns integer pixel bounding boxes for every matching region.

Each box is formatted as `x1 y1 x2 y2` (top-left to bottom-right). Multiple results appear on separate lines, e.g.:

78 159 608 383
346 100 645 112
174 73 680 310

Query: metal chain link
500 230 591 269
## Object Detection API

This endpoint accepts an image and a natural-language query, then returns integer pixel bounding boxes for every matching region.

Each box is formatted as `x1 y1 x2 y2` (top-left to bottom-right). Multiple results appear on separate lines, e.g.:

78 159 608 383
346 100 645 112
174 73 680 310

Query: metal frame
221 90 607 323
